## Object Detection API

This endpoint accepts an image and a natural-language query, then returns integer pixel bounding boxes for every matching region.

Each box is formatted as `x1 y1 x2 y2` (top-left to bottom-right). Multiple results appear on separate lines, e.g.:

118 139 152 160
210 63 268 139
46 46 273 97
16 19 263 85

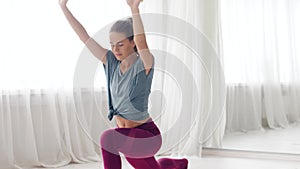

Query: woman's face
109 32 135 61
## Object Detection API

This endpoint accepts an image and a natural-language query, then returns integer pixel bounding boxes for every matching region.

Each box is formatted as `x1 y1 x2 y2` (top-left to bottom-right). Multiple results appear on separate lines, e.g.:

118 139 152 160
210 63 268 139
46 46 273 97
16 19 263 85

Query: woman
59 0 188 168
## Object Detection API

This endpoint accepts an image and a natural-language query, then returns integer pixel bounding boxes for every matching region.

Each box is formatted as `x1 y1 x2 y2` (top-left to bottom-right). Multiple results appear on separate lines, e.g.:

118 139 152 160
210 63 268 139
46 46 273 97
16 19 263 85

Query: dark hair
110 18 137 52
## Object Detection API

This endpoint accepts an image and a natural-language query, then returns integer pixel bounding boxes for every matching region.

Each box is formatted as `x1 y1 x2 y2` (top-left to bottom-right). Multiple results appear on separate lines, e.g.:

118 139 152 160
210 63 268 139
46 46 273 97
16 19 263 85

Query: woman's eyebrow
110 40 124 45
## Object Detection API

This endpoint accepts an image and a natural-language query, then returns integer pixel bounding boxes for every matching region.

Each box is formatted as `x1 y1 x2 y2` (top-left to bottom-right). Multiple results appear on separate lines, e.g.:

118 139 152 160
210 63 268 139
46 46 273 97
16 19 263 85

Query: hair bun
126 17 133 24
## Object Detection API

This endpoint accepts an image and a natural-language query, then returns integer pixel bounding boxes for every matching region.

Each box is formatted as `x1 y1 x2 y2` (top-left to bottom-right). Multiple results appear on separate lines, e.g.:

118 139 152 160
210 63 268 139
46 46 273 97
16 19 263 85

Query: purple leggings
100 119 188 169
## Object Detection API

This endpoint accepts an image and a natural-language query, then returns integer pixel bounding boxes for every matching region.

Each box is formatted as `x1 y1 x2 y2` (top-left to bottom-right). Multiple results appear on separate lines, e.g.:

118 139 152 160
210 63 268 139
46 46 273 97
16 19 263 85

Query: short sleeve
102 50 120 121
136 54 155 81
103 50 119 79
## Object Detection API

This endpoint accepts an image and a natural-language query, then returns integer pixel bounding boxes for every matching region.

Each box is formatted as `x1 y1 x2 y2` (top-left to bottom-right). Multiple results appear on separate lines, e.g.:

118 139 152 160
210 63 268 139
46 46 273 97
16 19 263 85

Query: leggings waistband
134 118 161 136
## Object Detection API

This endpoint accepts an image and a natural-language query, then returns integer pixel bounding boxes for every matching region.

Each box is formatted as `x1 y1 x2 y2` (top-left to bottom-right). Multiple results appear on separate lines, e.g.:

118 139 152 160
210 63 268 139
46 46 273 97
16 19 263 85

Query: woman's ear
132 41 136 49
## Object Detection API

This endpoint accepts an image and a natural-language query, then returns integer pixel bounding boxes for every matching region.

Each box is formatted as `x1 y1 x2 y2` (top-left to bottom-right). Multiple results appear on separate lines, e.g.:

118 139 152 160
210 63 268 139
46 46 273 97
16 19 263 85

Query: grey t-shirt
103 50 154 121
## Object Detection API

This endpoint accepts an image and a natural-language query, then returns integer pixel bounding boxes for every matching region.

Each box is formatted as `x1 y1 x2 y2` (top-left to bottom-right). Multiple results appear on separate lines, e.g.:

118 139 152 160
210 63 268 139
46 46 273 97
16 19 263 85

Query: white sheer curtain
1 0 224 168
0 89 109 168
221 0 300 132
140 0 225 153
0 0 127 168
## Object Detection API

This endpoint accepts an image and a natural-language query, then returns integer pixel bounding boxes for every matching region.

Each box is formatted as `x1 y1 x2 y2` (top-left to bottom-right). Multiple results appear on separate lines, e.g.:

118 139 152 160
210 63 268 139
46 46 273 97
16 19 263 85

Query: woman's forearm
130 5 153 73
60 4 90 43
59 2 107 63
130 7 147 45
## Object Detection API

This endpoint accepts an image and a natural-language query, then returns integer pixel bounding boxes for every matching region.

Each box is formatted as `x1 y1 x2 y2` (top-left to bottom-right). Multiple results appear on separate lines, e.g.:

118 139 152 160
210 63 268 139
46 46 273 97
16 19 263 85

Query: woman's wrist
131 7 140 14
60 4 67 9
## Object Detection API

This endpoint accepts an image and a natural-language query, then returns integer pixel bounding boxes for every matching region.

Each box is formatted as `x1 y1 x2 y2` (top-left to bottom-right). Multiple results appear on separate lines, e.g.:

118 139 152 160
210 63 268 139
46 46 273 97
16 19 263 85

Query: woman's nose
112 45 119 52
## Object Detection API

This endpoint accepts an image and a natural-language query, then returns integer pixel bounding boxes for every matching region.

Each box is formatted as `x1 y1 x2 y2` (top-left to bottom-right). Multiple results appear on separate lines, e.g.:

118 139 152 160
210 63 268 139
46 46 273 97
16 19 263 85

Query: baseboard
202 148 300 162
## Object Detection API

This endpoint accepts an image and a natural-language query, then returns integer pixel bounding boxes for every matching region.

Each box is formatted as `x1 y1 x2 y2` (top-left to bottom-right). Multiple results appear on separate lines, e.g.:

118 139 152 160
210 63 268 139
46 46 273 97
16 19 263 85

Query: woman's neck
121 52 138 69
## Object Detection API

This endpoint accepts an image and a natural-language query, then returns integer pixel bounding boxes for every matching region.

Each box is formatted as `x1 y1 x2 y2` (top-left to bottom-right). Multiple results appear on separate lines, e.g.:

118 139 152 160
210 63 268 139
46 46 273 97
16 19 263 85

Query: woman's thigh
100 127 162 158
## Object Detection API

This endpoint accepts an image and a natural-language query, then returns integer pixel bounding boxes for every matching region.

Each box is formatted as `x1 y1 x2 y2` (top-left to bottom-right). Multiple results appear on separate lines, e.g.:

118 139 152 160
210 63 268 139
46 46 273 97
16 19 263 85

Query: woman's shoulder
106 50 120 65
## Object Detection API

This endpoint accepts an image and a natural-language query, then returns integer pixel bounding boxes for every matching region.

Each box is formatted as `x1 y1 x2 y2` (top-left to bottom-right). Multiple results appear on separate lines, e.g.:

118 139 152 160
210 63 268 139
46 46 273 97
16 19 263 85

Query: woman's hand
126 0 142 10
59 0 68 7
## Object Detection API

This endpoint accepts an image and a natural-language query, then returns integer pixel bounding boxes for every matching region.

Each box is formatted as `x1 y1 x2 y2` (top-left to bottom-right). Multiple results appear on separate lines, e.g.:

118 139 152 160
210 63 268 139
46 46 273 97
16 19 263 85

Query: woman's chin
116 57 123 61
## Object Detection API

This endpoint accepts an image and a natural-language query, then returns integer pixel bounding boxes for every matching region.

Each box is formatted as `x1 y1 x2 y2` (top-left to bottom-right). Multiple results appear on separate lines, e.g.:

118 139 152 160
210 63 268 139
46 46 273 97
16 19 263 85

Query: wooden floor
222 123 300 154
35 124 300 169
39 154 300 169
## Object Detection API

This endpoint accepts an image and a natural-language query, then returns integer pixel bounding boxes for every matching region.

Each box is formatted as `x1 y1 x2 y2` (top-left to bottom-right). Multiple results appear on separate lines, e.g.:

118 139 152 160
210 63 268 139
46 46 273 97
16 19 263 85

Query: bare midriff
116 115 151 128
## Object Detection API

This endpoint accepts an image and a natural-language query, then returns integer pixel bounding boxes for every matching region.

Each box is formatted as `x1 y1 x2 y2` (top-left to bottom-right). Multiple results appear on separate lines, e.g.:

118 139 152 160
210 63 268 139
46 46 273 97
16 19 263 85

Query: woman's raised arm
127 0 154 75
59 0 107 64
